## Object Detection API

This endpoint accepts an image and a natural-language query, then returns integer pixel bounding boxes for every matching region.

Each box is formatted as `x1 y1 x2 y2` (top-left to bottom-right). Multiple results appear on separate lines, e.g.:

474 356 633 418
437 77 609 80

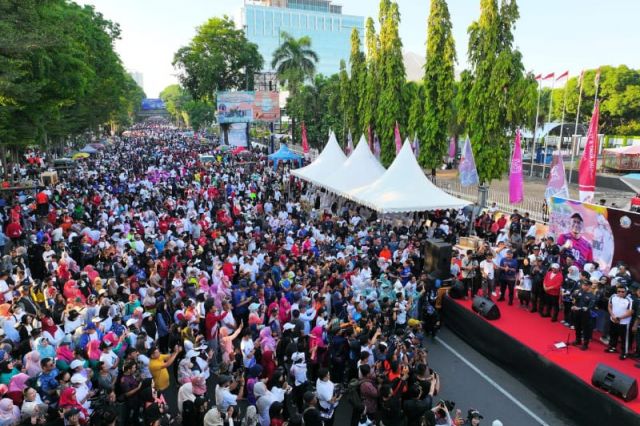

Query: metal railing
431 178 549 224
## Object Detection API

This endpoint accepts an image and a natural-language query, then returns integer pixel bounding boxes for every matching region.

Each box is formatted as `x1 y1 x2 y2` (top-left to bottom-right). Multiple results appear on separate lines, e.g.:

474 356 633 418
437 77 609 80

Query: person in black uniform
571 279 597 350
530 257 546 314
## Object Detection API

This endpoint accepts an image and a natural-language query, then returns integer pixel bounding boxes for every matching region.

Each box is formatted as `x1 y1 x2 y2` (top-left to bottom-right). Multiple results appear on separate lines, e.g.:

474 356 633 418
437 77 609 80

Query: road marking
436 336 551 426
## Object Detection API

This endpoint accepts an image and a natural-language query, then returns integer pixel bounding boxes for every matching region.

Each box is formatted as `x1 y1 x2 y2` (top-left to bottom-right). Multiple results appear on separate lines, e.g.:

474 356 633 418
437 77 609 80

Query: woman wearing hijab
35 337 56 360
219 322 243 366
309 325 327 381
244 405 259 426
58 387 89 422
0 398 20 426
23 351 41 378
7 373 28 394
254 382 276 426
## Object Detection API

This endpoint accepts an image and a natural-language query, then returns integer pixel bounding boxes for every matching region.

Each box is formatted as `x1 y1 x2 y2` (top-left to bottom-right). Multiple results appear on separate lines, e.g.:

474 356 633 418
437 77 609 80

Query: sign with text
217 92 254 124
141 98 166 110
253 91 280 122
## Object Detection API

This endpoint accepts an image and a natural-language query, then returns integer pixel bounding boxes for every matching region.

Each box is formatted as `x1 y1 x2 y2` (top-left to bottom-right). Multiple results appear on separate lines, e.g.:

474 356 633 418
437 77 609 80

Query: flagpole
568 72 584 184
556 73 569 176
529 79 542 176
542 78 556 178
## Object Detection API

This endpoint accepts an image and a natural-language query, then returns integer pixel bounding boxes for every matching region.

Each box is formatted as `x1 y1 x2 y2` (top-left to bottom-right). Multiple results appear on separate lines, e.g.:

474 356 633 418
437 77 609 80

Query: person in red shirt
35 191 49 216
6 220 22 244
542 263 564 322
204 300 227 357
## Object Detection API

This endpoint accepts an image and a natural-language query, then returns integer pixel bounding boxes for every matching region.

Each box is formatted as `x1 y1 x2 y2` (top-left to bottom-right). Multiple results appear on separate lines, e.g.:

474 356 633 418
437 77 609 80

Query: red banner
578 101 600 202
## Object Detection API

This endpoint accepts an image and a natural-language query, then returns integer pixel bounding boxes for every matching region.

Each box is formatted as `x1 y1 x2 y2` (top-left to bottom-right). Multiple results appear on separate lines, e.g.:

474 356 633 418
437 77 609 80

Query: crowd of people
0 122 635 426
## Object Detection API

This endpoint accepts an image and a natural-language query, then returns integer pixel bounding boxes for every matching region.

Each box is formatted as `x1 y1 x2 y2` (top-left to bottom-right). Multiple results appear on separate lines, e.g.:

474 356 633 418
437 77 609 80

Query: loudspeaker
472 296 501 320
591 363 638 402
448 281 466 299
424 239 452 279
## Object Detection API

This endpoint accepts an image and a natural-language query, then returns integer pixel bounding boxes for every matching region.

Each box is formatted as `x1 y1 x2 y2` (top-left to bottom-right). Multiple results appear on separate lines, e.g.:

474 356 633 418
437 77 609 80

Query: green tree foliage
183 100 215 131
421 0 456 169
160 84 192 127
0 0 144 173
407 84 425 140
361 17 379 139
463 0 536 183
376 1 406 166
173 16 263 100
550 66 640 135
338 60 350 144
271 32 319 95
348 29 366 141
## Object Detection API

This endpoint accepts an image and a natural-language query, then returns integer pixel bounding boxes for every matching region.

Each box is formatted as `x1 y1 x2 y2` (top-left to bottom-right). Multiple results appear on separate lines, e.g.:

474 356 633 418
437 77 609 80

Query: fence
431 178 549 224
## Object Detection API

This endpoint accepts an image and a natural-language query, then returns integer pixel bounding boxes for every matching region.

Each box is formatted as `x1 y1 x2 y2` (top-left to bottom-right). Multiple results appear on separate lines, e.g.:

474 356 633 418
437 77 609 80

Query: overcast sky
79 0 640 97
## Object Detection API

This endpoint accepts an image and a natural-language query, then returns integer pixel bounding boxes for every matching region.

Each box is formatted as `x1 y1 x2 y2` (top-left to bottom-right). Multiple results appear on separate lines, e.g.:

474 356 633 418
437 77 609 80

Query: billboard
141 98 166 110
228 123 248 147
253 91 280 122
549 197 640 277
217 92 254 123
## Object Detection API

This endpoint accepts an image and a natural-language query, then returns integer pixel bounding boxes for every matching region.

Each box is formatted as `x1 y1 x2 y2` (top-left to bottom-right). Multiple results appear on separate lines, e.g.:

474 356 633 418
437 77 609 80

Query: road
334 327 577 426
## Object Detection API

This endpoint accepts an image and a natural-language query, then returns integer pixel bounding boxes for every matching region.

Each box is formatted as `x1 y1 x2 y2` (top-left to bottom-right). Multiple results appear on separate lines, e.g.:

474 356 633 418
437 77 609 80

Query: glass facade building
239 0 364 77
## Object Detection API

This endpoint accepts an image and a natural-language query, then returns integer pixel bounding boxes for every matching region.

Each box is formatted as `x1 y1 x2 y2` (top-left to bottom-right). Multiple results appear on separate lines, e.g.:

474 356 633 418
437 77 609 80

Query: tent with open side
603 145 640 171
316 134 386 198
268 144 303 170
346 139 470 213
291 132 347 185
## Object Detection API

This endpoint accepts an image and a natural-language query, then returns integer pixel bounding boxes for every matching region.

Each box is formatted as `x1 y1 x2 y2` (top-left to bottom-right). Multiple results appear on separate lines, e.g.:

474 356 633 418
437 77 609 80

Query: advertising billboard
549 197 640 277
253 91 280 122
217 92 254 124
141 98 166 110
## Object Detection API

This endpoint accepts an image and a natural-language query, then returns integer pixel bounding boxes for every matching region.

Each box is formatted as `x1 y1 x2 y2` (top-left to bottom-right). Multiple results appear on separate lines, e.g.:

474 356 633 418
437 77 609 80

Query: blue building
238 0 364 77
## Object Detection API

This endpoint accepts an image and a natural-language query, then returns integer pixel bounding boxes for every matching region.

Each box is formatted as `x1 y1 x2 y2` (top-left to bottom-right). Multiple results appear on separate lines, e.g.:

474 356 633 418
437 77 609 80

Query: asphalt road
334 327 578 426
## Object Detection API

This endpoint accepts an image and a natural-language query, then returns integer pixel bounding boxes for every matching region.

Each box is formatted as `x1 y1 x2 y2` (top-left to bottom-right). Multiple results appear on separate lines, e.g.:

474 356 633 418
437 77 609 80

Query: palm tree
272 32 319 142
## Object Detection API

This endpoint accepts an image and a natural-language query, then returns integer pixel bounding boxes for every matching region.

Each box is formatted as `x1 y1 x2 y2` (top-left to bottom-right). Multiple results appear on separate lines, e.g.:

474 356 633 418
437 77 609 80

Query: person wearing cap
607 284 634 359
541 263 563 321
571 279 597 350
557 213 593 269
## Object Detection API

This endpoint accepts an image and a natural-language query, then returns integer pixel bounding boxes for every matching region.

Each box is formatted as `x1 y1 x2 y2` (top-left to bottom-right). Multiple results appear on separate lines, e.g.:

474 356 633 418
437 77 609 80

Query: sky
78 0 640 98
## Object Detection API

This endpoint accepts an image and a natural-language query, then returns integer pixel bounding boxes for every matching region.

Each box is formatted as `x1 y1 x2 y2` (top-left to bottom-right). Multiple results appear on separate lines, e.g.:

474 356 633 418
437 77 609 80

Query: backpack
346 378 364 412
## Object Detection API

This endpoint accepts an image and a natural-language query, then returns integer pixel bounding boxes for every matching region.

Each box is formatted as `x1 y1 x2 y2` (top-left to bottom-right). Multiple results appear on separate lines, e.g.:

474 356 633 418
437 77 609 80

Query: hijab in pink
24 351 41 377
7 373 29 393
259 327 276 353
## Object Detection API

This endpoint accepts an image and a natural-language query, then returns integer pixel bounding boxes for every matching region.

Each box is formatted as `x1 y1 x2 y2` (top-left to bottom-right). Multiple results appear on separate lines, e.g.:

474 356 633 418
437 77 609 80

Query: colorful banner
373 133 381 159
448 136 457 160
228 123 248 147
545 152 569 200
578 101 600 202
549 197 640 276
253 91 280 122
394 122 402 155
459 137 479 187
301 122 309 154
141 98 165 110
217 91 255 123
413 135 420 158
509 130 524 204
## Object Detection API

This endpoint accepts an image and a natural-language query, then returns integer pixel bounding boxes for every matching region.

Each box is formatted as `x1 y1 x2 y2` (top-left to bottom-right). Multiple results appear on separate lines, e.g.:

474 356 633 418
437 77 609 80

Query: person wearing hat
541 263 563 321
571 279 597 350
557 213 593 269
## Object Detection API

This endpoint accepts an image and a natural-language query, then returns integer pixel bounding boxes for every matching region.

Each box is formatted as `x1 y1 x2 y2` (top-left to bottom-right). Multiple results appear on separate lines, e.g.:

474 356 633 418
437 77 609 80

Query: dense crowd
0 123 636 426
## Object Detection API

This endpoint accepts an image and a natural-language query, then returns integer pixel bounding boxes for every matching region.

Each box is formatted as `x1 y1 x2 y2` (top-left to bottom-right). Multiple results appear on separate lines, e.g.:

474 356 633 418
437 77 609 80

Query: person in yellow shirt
148 345 182 393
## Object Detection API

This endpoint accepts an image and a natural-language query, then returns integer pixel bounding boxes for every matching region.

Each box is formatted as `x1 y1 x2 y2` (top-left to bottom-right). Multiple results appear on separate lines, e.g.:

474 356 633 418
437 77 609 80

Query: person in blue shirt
498 250 519 305
36 357 60 403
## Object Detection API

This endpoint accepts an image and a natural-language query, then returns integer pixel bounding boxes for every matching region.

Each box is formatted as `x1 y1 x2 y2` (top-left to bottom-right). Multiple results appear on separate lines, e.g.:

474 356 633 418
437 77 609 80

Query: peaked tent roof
291 132 347 185
347 140 470 213
316 135 386 198
268 144 303 169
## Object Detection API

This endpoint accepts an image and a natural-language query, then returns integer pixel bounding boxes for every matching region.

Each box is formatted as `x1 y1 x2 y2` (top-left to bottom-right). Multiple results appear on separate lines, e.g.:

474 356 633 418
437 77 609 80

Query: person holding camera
461 251 478 300
316 367 341 426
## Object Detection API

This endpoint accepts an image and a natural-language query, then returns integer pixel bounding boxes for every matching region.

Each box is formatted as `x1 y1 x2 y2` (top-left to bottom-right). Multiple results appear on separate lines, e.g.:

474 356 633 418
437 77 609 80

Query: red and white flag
534 74 542 80
578 101 600 202
556 70 569 81
542 72 555 80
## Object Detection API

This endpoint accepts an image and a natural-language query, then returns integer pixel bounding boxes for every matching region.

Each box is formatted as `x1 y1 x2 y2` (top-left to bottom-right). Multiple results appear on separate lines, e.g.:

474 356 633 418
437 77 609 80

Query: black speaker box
424 239 452 279
472 296 501 320
591 363 638 402
448 281 466 299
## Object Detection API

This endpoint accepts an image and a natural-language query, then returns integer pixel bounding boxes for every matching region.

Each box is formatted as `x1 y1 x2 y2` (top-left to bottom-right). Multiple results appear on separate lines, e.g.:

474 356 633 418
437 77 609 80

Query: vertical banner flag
448 137 457 161
373 132 381 159
459 137 479 187
545 152 569 200
412 134 420 158
578 101 600 202
509 129 524 204
394 122 402 155
346 130 354 155
368 125 373 152
301 122 309 154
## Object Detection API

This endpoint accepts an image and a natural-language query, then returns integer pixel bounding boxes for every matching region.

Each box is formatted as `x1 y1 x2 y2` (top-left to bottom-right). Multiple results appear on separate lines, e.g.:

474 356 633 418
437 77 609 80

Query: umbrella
72 152 90 160
81 145 98 154
89 143 105 150
215 145 231 152
237 150 252 157
232 147 246 155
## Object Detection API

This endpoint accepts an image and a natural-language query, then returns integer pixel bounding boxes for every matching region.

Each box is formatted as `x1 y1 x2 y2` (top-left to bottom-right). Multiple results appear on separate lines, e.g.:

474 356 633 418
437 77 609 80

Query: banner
141 98 165 110
448 137 456 160
228 123 248 147
578 101 600 202
217 91 255 123
545 152 569 200
509 130 524 204
253 91 280 122
394 122 402 155
346 130 353 155
549 197 640 276
301 122 309 154
459 137 479 187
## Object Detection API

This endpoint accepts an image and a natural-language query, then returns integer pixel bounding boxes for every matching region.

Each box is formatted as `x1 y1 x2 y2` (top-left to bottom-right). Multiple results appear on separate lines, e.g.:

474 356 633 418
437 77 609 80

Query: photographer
316 368 341 426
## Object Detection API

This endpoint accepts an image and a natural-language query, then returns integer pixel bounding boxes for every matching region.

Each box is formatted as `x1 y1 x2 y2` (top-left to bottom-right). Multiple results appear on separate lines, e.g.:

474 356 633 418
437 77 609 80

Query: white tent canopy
316 135 386 198
347 139 470 213
291 132 347 185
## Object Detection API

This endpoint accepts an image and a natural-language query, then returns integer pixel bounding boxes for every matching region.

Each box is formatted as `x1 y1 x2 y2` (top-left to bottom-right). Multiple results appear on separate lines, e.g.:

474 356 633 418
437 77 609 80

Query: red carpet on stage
452 297 640 413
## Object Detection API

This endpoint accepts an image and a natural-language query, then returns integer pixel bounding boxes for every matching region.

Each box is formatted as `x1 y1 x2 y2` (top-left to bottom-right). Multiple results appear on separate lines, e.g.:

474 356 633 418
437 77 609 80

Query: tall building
128 70 144 90
238 0 364 77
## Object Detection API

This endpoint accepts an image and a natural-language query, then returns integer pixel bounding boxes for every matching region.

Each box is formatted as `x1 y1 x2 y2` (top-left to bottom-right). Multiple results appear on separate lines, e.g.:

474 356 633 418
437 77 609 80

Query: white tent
291 132 347 185
347 139 470 213
316 135 386 198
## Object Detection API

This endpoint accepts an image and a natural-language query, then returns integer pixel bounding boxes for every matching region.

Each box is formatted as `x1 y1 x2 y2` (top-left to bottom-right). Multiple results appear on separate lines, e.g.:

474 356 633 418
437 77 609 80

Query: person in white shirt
316 368 340 425
606 285 634 359
480 252 496 299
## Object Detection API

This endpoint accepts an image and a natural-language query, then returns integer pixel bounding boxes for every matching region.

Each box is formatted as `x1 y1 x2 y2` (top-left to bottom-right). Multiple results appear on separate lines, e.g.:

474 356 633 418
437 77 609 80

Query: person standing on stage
571 279 597 350
541 263 563 322
606 285 634 360
498 250 518 305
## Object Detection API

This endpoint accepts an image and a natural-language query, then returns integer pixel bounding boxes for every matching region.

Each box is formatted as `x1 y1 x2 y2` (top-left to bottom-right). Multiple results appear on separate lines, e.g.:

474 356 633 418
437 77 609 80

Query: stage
442 296 640 425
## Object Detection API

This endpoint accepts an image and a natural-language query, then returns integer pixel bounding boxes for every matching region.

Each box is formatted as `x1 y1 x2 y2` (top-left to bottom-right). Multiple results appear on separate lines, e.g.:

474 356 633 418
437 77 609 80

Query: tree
271 32 319 142
421 0 456 169
338 60 350 144
463 0 536 183
376 1 406 166
160 84 192 127
361 17 379 139
407 84 425 141
348 28 366 141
